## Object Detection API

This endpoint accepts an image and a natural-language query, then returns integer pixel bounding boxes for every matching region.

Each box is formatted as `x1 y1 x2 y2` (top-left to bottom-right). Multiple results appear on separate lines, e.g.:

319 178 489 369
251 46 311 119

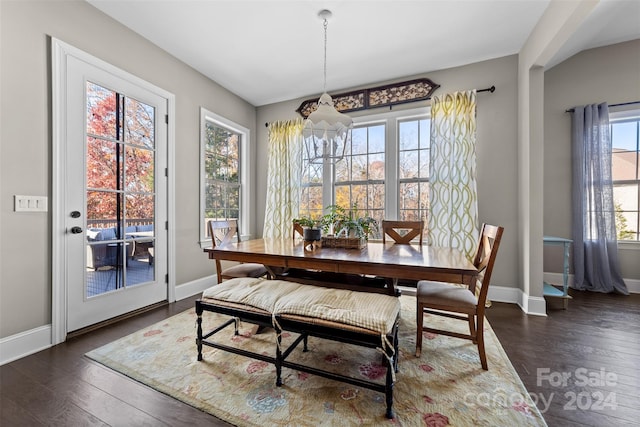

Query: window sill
618 240 640 251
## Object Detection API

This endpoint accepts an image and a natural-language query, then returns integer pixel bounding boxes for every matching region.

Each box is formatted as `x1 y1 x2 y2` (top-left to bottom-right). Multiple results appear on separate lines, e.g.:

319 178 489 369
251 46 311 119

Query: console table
543 236 572 309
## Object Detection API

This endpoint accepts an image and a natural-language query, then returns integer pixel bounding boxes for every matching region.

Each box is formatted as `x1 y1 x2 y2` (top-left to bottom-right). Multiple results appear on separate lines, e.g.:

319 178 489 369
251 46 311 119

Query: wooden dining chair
415 223 503 370
293 222 304 240
208 219 269 284
382 220 424 245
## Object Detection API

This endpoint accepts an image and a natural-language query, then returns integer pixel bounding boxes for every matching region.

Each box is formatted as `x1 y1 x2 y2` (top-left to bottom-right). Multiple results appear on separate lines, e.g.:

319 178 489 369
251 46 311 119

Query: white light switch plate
14 195 48 212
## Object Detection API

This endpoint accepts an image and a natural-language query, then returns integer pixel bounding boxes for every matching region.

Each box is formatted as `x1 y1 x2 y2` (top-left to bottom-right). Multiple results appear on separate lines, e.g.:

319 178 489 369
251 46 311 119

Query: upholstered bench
196 277 401 419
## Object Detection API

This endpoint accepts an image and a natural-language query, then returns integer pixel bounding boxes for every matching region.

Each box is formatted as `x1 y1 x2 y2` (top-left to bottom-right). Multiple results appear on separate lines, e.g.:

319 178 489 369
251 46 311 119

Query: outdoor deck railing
87 219 153 229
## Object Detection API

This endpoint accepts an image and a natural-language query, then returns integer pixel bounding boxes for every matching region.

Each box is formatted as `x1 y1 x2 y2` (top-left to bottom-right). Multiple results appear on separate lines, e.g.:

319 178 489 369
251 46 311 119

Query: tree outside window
298 108 430 241
203 121 240 230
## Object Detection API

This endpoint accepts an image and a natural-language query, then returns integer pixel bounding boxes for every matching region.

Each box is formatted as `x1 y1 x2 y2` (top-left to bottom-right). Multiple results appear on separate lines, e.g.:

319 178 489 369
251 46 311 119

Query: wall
256 55 520 289
0 1 256 338
544 39 640 281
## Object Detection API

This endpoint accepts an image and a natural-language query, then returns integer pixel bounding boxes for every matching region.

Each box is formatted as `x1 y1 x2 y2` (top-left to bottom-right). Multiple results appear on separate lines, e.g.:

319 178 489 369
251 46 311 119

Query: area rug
86 295 547 426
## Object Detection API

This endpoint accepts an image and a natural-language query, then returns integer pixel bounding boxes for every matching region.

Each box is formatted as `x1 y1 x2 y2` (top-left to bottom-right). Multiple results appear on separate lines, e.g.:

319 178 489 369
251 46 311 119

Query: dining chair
415 223 503 370
382 220 424 245
293 222 304 240
208 219 269 284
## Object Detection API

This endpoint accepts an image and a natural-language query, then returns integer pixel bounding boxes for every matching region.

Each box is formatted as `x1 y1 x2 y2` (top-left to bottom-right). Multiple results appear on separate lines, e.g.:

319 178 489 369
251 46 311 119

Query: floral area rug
86 295 547 426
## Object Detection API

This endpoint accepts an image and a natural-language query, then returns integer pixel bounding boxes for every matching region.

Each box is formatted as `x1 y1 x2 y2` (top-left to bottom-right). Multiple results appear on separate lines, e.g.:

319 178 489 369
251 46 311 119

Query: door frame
51 38 176 345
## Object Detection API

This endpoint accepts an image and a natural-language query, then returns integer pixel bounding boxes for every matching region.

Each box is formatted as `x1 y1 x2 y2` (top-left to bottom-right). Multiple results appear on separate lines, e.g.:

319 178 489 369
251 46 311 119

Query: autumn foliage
86 82 155 224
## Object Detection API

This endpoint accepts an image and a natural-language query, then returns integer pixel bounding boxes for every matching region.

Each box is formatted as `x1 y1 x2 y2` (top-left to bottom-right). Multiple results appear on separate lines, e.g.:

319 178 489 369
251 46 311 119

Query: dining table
204 238 478 296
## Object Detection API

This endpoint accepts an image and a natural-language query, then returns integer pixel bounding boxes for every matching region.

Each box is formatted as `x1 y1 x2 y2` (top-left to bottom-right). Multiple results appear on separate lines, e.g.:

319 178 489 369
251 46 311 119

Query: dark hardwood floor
488 289 640 427
1 289 638 426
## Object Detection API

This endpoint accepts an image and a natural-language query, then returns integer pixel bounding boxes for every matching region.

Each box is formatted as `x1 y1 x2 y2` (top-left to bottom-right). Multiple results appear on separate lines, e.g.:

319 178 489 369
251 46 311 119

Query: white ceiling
87 0 640 107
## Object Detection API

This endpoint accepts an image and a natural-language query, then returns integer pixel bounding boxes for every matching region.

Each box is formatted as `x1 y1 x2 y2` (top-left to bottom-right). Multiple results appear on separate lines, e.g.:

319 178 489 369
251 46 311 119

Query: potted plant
321 204 378 240
293 215 322 241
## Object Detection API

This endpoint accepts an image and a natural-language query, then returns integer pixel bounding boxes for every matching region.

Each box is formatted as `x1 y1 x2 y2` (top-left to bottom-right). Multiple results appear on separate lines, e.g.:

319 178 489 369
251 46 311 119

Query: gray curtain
571 103 628 294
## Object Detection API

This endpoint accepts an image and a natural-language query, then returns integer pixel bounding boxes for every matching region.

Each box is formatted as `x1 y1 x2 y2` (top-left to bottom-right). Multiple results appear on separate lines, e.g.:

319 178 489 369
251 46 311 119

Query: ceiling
87 0 640 107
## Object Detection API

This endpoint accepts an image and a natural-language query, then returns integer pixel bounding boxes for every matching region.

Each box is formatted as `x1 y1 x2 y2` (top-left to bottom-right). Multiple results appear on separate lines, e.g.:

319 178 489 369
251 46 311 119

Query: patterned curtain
263 119 304 239
429 90 479 258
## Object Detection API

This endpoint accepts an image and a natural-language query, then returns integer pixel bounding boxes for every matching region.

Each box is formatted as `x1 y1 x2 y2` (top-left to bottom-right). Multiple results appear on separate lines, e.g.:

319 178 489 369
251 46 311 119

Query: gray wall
0 1 256 338
256 55 520 289
2 1 637 342
544 39 640 281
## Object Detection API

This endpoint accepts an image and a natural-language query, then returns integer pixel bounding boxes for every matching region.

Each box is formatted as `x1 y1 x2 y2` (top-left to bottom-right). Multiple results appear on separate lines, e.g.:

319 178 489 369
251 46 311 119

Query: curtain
263 119 304 239
571 103 628 294
429 90 479 259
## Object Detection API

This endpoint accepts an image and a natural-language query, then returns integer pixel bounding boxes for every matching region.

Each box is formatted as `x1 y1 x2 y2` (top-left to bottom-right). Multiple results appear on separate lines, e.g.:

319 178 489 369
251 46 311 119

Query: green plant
615 202 634 240
321 204 378 239
293 215 321 229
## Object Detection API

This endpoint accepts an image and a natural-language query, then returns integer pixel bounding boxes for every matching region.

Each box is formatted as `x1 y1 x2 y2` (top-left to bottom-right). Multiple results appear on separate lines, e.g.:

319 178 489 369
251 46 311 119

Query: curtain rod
265 85 496 127
477 85 496 93
565 100 640 113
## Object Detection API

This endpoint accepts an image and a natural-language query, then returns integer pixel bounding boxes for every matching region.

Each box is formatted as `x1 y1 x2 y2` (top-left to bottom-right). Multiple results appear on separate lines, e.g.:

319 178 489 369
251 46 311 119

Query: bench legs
385 365 395 419
196 303 203 361
275 329 283 387
196 301 398 419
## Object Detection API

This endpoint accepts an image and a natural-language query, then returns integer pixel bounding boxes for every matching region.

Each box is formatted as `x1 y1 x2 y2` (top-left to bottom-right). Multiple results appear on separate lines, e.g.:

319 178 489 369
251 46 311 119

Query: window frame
299 106 430 236
199 107 251 247
610 107 640 248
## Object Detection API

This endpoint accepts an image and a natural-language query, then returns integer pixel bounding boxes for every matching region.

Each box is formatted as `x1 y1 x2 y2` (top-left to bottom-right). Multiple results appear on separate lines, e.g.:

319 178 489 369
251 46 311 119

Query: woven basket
321 235 367 249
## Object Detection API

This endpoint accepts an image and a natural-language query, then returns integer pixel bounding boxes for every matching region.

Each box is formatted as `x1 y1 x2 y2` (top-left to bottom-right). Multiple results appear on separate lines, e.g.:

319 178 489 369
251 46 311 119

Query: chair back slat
382 220 424 245
293 222 304 240
471 224 504 306
208 219 240 248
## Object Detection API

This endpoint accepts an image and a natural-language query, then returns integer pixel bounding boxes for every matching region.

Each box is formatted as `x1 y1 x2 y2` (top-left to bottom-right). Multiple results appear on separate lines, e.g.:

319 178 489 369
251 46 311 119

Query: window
299 107 430 239
611 110 640 241
398 118 430 222
335 124 386 231
200 108 250 244
299 150 323 220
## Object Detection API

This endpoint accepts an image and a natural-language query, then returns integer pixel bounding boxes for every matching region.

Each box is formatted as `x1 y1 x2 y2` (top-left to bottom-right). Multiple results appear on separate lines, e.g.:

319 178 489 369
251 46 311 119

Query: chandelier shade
302 10 353 164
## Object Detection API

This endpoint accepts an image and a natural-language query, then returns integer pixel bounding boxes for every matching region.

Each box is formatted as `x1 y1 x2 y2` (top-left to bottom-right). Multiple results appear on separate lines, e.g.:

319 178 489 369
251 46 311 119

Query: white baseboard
625 278 640 294
175 274 217 301
544 272 640 294
1 276 217 366
489 285 547 316
0 325 52 366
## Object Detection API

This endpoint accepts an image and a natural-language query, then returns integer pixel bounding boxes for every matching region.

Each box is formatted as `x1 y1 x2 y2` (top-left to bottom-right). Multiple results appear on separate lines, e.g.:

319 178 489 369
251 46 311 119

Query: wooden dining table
204 238 478 296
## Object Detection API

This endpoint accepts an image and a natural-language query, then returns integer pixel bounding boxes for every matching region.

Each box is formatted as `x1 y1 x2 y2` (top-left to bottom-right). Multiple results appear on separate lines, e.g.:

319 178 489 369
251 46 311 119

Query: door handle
70 211 81 218
70 226 83 234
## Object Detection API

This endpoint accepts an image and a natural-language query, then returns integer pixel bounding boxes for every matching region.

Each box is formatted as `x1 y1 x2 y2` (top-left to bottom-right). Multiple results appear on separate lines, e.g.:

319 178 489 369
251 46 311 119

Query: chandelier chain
323 18 328 93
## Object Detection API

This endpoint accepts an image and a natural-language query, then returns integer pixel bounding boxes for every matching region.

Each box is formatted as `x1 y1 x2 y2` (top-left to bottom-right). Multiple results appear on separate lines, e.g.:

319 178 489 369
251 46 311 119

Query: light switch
14 195 48 212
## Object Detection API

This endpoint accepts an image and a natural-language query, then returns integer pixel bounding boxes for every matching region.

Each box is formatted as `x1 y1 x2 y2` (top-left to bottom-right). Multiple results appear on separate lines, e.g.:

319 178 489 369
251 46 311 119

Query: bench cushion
202 277 304 313
274 285 401 335
202 278 401 336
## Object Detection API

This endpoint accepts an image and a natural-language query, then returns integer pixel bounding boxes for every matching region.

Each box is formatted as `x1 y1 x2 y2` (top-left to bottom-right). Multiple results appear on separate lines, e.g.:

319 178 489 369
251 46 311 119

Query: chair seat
223 263 268 279
417 280 478 310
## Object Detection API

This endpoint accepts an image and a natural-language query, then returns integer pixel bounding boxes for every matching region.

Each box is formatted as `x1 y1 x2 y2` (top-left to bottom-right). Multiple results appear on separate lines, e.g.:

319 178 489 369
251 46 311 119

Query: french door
62 46 168 332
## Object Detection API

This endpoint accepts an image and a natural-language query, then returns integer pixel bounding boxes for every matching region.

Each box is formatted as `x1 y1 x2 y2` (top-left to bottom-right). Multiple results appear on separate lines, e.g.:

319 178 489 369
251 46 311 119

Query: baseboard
1 275 217 366
0 325 52 366
545 272 640 294
487 285 520 304
625 278 640 294
175 274 217 301
489 285 547 316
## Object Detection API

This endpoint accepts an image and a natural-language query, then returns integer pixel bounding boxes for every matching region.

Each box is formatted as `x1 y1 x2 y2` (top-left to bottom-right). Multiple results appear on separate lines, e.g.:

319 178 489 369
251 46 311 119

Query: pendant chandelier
302 9 352 164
